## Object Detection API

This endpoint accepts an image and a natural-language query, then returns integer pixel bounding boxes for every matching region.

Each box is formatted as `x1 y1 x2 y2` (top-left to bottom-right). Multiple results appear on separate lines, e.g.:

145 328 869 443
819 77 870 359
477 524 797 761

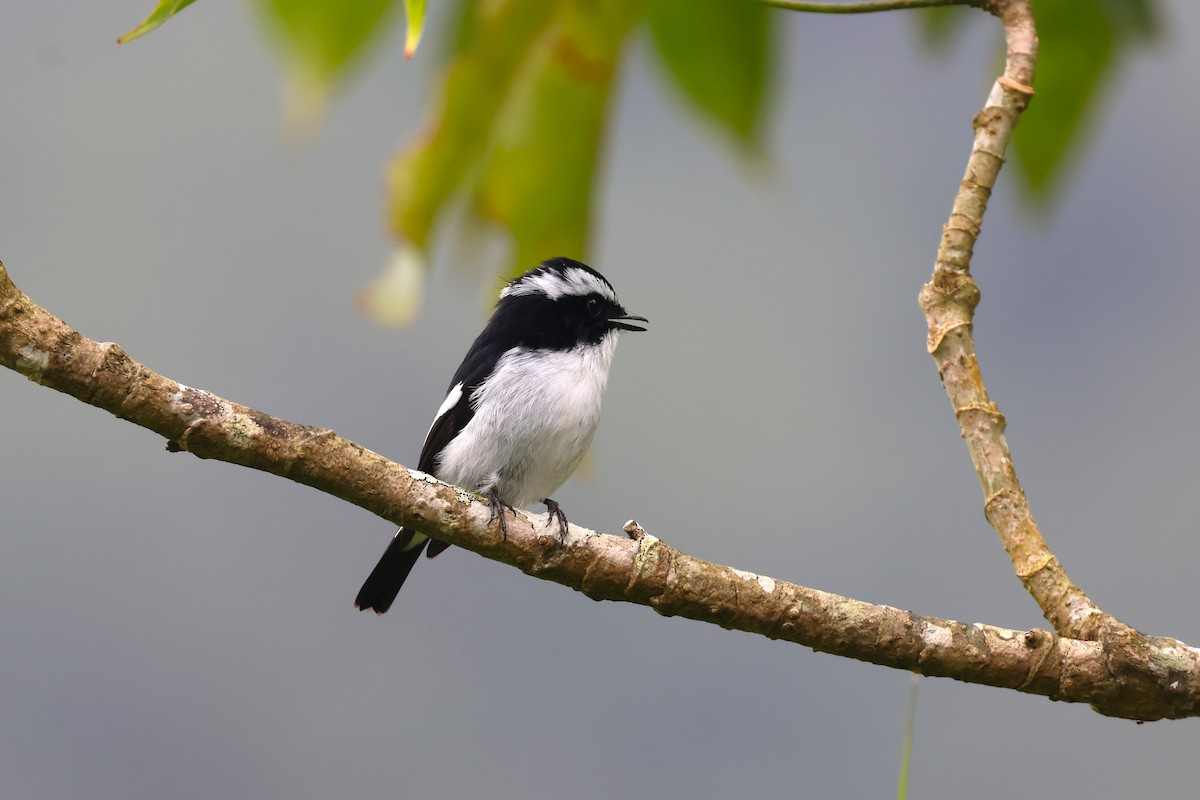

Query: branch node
997 74 1034 98
1018 628 1055 689
955 400 1004 428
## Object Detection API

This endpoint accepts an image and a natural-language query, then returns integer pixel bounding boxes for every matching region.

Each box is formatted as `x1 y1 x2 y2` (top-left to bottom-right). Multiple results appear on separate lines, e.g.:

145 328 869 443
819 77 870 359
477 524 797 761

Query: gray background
4 2 1200 798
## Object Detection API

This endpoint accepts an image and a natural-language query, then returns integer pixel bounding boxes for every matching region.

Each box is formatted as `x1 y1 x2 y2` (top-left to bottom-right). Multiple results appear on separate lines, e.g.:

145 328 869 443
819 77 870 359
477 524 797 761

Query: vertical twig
918 0 1126 640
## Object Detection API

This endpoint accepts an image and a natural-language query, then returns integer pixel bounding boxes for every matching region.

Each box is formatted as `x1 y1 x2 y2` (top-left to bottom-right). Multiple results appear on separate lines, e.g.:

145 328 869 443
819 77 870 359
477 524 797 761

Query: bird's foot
487 487 517 541
543 498 569 546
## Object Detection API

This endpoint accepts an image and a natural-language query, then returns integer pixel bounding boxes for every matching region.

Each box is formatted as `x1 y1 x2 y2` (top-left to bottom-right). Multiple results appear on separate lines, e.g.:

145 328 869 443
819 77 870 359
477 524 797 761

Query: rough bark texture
3 260 1200 721
2 0 1196 723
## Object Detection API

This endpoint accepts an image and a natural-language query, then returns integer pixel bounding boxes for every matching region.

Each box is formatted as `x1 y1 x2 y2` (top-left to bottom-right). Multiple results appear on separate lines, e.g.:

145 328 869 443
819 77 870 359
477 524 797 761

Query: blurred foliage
367 0 779 321
355 243 428 327
386 0 645 280
118 0 198 43
921 0 1158 201
384 0 563 257
913 3 970 50
404 0 428 57
1013 0 1156 199
254 0 398 77
646 0 775 148
117 0 1159 312
470 1 646 273
253 0 399 130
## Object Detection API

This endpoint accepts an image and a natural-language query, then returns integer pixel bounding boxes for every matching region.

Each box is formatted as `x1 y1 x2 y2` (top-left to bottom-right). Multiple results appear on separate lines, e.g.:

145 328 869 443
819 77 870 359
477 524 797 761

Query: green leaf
403 0 428 58
117 0 198 44
371 0 646 318
645 0 774 148
1012 0 1113 198
384 0 560 251
1012 0 1161 200
473 0 646 274
371 0 558 318
254 0 399 129
915 0 1156 200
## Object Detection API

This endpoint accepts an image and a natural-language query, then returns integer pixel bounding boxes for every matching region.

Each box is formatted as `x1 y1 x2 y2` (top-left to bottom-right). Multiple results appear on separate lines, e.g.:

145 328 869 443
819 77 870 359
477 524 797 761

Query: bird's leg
487 487 517 541
543 498 569 546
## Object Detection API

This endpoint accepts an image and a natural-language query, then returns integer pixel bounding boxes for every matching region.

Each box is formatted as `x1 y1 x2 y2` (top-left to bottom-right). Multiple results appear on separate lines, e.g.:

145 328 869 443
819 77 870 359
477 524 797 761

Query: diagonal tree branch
2 259 1199 721
1 0 1188 723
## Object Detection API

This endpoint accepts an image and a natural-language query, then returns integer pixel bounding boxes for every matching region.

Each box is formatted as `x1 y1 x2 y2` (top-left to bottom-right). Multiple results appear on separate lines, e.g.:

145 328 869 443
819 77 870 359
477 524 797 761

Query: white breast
434 333 620 507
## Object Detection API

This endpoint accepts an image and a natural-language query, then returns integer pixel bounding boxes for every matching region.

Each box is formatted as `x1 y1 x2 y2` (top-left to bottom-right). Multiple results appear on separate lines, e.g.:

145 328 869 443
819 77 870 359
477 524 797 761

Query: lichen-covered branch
1 260 1198 721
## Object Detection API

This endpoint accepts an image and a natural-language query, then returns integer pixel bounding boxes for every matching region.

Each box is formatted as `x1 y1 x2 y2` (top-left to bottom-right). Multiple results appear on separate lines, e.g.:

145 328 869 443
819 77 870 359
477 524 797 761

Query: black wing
356 336 514 608
421 340 512 558
418 381 475 474
418 331 517 471
419 381 476 559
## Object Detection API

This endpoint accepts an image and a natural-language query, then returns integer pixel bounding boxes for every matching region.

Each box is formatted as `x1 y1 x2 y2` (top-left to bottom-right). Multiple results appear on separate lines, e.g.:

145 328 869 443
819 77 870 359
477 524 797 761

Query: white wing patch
427 381 465 438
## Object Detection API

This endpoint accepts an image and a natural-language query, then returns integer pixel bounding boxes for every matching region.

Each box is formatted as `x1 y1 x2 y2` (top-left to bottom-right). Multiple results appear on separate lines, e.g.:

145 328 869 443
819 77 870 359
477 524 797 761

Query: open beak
610 313 648 332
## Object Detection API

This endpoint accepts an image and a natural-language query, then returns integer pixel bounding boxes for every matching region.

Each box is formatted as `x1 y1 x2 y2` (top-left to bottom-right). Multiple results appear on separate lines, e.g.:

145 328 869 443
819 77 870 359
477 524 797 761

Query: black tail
355 533 429 614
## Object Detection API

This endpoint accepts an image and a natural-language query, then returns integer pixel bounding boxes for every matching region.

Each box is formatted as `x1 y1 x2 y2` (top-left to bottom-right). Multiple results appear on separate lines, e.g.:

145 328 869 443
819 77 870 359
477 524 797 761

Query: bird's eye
586 298 601 316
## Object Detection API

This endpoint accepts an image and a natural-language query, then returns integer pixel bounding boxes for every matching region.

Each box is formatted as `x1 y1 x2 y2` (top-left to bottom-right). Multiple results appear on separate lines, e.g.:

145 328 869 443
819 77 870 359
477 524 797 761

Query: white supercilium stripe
501 268 615 302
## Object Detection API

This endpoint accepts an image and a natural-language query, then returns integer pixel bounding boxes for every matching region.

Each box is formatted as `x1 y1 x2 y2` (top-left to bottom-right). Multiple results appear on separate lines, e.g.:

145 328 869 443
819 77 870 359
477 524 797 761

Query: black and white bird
355 257 647 614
